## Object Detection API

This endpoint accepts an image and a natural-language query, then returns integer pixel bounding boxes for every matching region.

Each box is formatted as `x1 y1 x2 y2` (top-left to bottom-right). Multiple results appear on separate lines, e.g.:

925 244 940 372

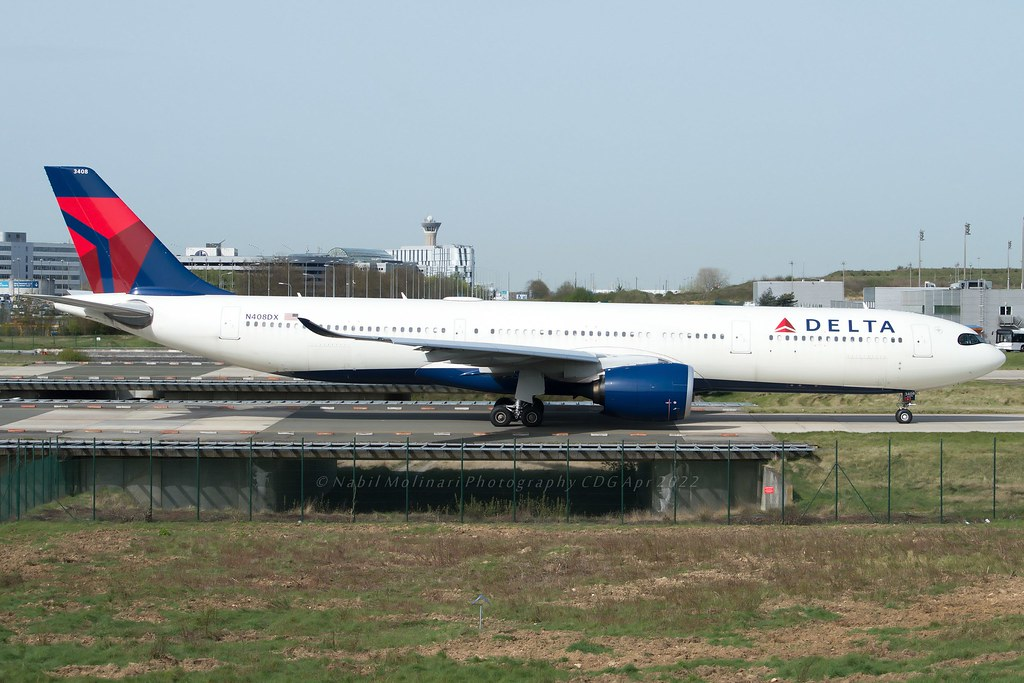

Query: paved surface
0 400 1021 444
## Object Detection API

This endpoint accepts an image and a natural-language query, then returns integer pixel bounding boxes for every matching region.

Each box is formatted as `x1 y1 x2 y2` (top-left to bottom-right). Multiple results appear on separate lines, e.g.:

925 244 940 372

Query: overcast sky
2 2 1023 291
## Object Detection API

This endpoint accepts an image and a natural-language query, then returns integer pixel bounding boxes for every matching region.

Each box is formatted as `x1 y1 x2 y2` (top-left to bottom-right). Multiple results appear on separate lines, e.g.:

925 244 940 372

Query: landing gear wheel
495 397 514 407
534 398 545 416
521 405 543 427
895 408 913 424
490 406 513 427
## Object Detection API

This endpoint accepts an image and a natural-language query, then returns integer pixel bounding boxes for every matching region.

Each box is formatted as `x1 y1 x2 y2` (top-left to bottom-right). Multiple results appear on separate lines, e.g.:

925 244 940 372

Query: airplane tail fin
43 166 229 295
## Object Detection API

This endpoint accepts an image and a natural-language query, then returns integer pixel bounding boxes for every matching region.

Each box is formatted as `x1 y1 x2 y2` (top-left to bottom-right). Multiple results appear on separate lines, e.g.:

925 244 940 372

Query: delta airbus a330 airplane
32 166 1004 427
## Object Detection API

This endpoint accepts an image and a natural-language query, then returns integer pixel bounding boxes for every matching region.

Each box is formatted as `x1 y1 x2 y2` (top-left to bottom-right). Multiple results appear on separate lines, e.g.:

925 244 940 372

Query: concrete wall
74 457 338 512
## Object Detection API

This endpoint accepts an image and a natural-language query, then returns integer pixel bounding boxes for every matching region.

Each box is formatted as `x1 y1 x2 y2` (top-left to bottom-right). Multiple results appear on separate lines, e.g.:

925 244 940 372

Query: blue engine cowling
592 363 694 421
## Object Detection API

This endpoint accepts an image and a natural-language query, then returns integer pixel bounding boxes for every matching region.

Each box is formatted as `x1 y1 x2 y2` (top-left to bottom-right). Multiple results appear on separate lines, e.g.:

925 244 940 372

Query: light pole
277 281 292 296
918 230 924 287
1008 241 1013 290
963 223 971 281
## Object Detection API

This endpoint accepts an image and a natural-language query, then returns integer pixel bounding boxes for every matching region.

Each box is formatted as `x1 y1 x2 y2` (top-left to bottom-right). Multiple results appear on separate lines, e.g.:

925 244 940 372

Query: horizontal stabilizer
24 294 154 327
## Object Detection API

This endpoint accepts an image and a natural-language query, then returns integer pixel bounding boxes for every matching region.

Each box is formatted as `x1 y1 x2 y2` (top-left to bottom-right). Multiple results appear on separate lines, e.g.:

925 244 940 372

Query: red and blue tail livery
44 166 228 296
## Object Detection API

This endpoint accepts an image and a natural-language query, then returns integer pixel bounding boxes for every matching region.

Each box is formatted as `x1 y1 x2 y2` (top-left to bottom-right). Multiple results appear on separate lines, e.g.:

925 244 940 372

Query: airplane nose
984 345 1006 373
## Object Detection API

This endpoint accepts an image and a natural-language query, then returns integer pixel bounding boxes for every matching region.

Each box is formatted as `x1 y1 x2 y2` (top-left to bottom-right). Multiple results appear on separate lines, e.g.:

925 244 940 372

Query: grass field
1 522 1023 681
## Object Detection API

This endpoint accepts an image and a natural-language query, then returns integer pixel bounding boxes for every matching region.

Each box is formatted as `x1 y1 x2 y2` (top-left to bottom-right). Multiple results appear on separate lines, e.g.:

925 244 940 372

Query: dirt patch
49 657 220 679
752 574 1024 661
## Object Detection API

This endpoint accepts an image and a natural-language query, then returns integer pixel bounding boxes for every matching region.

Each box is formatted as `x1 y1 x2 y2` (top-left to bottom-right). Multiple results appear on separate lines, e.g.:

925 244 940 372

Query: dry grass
1 522 1023 680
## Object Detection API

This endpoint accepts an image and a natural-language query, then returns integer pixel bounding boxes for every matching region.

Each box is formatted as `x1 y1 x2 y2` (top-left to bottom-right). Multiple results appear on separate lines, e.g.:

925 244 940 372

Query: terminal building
0 232 85 294
865 280 1024 343
178 216 476 290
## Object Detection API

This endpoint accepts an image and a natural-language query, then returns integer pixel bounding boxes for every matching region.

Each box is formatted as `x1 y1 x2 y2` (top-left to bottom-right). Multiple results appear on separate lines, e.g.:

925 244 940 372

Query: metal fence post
512 437 517 523
404 437 410 523
726 442 732 525
565 440 571 523
91 437 97 522
300 438 305 523
15 443 21 521
619 442 625 525
195 437 201 522
992 436 997 521
939 438 944 524
672 441 678 524
248 438 254 521
834 440 839 522
780 440 786 524
5 452 10 521
887 438 892 524
31 443 36 510
148 437 154 520
350 438 357 523
460 440 465 523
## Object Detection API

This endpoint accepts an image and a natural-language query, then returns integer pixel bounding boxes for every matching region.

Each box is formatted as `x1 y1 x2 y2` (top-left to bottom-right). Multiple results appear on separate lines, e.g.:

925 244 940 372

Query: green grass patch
565 639 613 655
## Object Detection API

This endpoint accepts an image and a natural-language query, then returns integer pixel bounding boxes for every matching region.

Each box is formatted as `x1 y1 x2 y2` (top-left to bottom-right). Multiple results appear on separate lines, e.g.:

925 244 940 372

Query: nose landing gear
895 391 916 424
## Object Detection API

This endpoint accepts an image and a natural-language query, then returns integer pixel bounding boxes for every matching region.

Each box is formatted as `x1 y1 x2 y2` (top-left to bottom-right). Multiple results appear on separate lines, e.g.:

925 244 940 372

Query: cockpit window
958 333 984 346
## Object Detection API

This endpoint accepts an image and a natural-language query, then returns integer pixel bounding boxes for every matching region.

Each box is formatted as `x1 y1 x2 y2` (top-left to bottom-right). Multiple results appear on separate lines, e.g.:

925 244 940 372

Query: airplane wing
24 294 154 327
298 317 600 366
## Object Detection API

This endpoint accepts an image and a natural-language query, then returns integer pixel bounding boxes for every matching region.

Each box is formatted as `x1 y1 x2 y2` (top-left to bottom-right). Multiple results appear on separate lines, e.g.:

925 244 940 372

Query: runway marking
630 432 648 436
320 406 335 411
352 406 368 411
473 432 489 436
720 433 738 437
7 429 24 433
396 432 412 436
46 429 63 434
125 430 140 434
386 406 403 411
85 429 101 433
277 431 295 436
87 405 101 409
356 432 373 436
239 430 258 434
315 431 334 436
454 407 470 411
434 432 451 436
553 432 568 436
420 406 436 411
590 433 608 437
21 404 36 408
161 430 179 434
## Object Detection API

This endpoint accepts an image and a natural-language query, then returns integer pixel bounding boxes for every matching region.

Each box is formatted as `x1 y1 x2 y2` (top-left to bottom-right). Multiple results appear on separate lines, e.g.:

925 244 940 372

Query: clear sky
2 1 1023 291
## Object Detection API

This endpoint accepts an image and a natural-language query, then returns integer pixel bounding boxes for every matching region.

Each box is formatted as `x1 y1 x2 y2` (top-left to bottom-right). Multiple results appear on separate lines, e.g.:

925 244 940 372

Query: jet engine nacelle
592 362 694 421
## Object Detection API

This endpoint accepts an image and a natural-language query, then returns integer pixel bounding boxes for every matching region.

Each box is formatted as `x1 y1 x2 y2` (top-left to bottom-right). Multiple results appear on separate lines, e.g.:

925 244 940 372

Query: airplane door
730 320 751 354
219 306 240 340
911 324 932 358
454 319 466 340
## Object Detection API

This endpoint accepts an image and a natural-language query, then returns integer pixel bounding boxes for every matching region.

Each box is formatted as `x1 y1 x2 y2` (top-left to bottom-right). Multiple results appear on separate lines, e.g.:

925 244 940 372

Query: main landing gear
489 397 545 427
895 391 916 424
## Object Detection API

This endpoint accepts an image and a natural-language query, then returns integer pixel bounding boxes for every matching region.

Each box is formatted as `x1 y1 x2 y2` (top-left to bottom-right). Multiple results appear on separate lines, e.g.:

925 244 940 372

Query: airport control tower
421 215 441 247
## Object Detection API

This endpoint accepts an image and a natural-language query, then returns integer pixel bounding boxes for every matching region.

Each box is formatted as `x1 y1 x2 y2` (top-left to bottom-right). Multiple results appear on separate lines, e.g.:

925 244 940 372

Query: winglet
43 166 230 296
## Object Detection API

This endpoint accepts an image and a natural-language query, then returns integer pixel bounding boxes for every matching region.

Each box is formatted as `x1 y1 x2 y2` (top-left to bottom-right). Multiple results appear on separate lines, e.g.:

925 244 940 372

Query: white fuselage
58 294 1005 394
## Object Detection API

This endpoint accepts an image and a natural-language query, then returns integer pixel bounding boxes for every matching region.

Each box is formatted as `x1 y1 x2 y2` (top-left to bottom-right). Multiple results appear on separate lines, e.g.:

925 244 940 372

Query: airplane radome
32 166 1005 427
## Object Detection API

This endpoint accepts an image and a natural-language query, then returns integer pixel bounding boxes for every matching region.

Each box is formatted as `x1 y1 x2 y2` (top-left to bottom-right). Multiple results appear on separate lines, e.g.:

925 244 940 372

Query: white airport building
753 280 845 308
865 280 1024 343
388 216 475 284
